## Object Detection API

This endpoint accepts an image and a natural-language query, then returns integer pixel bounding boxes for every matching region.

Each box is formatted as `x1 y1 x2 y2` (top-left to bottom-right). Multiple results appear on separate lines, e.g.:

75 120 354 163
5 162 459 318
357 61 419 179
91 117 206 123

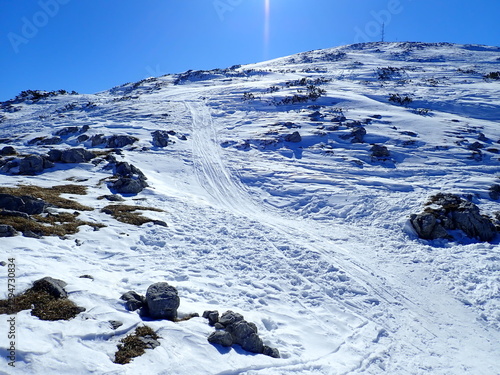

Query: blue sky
1 0 499 101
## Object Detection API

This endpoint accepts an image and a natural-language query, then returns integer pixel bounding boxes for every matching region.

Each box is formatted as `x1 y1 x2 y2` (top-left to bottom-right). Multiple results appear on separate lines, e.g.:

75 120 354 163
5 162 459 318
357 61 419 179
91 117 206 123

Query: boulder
218 310 244 327
152 130 170 147
350 127 367 143
371 144 390 158
32 277 68 299
106 135 138 148
0 209 30 219
284 131 302 143
489 184 500 200
39 137 62 145
263 346 281 358
208 331 233 347
203 310 220 326
0 146 16 156
226 320 264 354
109 320 123 330
0 194 46 215
19 155 45 175
145 282 180 320
110 178 148 195
54 126 79 137
47 149 62 162
60 148 96 163
90 134 106 147
120 291 146 311
0 225 17 237
410 193 497 242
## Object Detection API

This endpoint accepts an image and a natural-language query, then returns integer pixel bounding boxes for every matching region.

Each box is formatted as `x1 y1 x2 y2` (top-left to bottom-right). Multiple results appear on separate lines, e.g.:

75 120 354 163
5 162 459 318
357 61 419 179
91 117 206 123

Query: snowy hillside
1 42 500 374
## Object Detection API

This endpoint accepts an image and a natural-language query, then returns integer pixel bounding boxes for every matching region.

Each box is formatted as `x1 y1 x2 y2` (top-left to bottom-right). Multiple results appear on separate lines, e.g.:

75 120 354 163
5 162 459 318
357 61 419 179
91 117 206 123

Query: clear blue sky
1 0 499 101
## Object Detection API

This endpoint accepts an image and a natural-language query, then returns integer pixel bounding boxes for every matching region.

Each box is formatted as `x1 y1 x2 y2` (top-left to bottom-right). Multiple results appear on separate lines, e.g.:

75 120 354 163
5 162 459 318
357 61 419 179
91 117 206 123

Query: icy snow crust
1 42 499 374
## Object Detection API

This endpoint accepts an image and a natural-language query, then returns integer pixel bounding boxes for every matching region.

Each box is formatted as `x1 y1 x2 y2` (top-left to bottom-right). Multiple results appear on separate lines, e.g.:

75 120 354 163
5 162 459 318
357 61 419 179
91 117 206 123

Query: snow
1 42 500 374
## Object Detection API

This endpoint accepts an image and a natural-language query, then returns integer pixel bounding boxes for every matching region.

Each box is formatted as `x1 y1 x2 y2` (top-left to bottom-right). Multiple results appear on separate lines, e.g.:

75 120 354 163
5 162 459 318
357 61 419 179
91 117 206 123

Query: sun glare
264 0 271 56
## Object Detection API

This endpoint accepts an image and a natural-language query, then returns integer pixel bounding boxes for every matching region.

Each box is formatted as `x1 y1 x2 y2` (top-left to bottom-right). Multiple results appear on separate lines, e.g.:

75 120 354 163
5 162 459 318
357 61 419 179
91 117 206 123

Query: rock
489 184 500 200
203 310 220 326
115 162 146 180
0 225 17 237
410 213 449 240
54 126 79 137
138 336 161 349
120 291 146 311
39 137 62 145
371 144 390 158
32 277 68 299
106 135 138 148
60 148 96 163
77 134 89 143
19 155 45 175
90 134 106 147
47 149 62 162
284 131 302 143
350 127 367 143
102 194 125 202
0 194 46 215
332 115 347 122
22 230 42 238
152 220 168 227
263 345 281 358
468 141 484 151
1 209 30 220
226 320 264 354
110 177 148 195
0 146 16 156
152 130 170 147
208 331 233 347
145 282 180 320
411 194 497 242
109 320 123 330
219 310 244 327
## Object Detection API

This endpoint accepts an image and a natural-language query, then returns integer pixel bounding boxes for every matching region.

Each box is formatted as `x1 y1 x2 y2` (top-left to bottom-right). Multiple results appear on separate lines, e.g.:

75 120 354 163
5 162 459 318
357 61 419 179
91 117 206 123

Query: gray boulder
60 148 96 163
54 126 79 137
110 178 148 195
0 194 46 215
0 225 17 237
263 346 281 358
284 131 302 143
350 127 367 143
106 135 138 148
19 155 45 175
226 320 264 354
152 130 170 147
32 277 68 299
410 193 496 242
0 210 30 219
90 134 106 147
371 144 390 158
208 331 233 347
219 310 244 327
109 320 123 330
1 146 16 156
145 282 180 320
39 137 62 145
489 184 500 200
120 291 146 311
203 310 220 326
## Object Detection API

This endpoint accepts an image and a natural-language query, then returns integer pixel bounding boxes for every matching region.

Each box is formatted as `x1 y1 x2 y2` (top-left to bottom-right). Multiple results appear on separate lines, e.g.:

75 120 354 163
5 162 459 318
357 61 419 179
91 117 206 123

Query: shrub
388 93 413 106
114 326 160 365
376 67 406 80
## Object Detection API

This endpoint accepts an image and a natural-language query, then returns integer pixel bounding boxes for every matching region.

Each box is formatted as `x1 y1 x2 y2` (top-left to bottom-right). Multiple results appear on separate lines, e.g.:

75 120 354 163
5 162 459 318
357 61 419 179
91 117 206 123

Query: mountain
1 42 499 374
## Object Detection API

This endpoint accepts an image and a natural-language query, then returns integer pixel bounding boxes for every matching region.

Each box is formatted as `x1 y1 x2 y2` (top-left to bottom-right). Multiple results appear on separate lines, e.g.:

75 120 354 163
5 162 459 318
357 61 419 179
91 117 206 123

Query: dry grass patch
0 212 104 237
0 289 83 321
0 184 92 211
102 204 164 226
114 326 160 365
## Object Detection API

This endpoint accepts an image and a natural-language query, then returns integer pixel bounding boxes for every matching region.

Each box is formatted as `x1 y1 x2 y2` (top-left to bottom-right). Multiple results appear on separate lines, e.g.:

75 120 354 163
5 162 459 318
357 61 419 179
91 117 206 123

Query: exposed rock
0 194 46 215
219 310 244 327
32 277 68 299
0 146 16 156
489 184 500 200
110 178 148 195
371 144 390 158
60 148 96 163
152 130 170 147
120 291 146 311
138 336 161 349
109 320 123 330
350 127 367 143
19 155 45 175
468 141 484 151
145 282 180 320
0 224 17 237
90 134 106 147
208 331 233 347
226 320 264 354
47 149 62 162
77 134 89 143
22 230 42 239
203 310 220 326
115 162 146 180
263 346 281 358
106 135 138 148
54 126 79 137
0 209 30 219
410 193 497 242
284 131 302 143
102 194 125 202
39 137 62 145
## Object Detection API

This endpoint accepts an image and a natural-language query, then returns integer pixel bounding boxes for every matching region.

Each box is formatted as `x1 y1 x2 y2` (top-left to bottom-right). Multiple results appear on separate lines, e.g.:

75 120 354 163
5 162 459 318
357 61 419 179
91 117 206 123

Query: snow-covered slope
1 42 500 374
